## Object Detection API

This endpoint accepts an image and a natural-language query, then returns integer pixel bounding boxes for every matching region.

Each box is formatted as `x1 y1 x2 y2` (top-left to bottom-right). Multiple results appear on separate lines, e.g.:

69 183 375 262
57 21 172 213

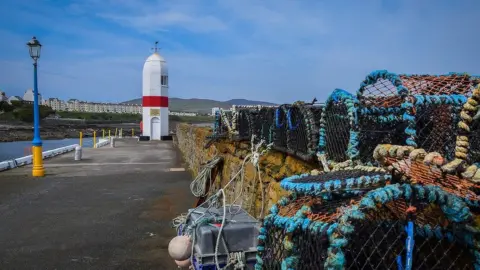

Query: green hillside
123 97 276 114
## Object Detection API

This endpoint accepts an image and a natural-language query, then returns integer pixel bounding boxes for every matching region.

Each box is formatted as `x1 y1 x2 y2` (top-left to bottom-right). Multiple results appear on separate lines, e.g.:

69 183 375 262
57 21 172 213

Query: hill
122 97 276 114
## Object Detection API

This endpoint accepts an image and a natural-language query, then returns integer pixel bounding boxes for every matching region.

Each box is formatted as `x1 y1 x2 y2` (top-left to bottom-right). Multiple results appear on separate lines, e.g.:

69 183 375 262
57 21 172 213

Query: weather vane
151 41 160 53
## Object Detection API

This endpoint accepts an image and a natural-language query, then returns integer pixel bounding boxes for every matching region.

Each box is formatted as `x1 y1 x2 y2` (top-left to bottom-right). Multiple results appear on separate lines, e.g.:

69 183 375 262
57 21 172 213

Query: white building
211 107 220 116
142 48 169 140
23 88 43 104
8 96 23 103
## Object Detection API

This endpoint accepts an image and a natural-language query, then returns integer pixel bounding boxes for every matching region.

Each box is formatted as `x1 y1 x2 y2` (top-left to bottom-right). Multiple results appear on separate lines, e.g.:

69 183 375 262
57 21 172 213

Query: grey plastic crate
186 206 260 267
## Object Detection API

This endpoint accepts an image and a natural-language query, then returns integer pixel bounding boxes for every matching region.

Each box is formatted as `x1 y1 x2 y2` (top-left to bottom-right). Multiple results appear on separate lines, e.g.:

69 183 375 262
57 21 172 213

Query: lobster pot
187 206 259 270
401 74 478 159
286 105 323 162
272 105 290 153
323 100 352 162
258 195 353 270
236 108 253 141
414 101 461 160
257 107 275 144
331 184 477 270
357 76 408 164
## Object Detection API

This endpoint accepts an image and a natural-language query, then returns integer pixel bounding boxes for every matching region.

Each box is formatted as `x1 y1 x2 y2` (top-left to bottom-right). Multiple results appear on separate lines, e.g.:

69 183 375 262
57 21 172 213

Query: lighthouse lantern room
142 42 169 140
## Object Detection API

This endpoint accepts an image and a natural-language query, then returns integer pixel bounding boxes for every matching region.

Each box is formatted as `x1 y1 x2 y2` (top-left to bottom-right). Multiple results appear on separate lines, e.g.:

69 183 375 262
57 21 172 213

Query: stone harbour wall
174 123 317 218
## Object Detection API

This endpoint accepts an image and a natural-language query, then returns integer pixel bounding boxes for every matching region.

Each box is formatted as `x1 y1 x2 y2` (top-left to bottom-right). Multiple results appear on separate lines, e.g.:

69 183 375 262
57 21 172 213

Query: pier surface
0 138 193 269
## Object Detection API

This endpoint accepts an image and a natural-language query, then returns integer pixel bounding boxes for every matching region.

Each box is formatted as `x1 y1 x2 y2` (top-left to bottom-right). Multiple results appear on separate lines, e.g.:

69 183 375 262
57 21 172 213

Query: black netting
261 225 289 270
358 114 407 164
415 103 459 160
468 119 480 164
412 231 474 270
290 170 387 183
344 199 475 270
346 219 406 270
286 105 324 162
324 101 351 162
294 228 329 270
273 105 290 152
258 107 275 144
286 105 308 157
236 109 252 141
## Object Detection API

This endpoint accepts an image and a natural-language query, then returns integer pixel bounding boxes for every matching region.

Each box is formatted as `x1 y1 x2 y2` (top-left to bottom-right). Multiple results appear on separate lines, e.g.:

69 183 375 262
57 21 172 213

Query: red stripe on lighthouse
142 96 169 107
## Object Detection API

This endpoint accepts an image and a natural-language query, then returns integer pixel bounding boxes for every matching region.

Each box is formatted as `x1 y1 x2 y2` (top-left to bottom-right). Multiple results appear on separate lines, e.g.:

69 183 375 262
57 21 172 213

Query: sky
0 0 479 104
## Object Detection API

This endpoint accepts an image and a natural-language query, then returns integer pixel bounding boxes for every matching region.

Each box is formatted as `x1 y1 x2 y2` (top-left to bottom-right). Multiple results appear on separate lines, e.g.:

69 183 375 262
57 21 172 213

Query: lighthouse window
161 75 168 86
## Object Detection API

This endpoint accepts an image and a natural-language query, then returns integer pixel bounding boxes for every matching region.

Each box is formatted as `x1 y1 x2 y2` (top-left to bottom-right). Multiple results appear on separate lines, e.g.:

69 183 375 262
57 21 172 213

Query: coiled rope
190 156 223 197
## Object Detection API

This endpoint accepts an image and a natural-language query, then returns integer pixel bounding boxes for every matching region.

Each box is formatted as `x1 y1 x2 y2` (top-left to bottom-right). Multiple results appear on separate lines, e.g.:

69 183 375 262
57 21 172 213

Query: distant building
22 88 43 104
212 107 220 116
170 111 198 117
8 96 23 103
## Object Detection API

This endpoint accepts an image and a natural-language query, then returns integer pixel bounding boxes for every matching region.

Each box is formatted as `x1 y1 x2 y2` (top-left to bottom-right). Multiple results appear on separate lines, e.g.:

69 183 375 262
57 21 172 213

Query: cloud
0 0 479 104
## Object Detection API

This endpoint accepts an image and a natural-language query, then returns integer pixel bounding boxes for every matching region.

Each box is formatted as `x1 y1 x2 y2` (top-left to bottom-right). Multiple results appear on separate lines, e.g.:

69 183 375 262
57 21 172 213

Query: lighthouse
142 42 169 140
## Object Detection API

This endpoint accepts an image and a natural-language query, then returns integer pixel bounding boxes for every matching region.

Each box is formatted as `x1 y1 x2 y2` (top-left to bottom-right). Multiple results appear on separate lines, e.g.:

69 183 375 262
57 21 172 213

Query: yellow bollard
132 128 134 137
79 131 83 147
102 129 105 139
93 131 97 148
32 145 45 177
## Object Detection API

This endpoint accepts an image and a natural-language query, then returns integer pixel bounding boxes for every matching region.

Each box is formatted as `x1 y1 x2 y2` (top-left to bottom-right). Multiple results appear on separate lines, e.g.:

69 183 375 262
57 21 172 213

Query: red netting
384 157 480 202
399 74 478 96
277 195 359 223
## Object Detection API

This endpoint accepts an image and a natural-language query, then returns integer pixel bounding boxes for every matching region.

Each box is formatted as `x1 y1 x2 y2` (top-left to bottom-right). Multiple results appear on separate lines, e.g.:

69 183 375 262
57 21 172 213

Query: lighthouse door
151 117 161 140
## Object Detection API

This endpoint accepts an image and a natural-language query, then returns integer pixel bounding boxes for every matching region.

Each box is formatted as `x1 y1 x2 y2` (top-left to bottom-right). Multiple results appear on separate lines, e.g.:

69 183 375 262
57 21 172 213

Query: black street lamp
27 36 45 177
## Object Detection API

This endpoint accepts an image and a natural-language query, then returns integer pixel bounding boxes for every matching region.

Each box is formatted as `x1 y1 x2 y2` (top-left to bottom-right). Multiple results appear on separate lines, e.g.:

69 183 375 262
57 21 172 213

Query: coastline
0 120 210 142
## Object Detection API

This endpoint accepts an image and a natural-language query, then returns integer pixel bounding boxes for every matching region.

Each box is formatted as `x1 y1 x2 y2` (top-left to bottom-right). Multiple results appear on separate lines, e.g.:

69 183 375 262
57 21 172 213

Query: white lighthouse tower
142 42 169 140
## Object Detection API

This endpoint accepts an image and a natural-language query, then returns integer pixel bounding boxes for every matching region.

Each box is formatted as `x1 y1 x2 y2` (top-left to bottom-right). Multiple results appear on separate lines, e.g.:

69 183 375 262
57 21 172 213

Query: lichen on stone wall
175 123 316 219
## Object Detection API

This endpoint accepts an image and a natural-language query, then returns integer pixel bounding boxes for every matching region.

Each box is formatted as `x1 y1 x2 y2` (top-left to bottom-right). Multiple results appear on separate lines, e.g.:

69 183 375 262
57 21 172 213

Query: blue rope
397 221 415 270
280 172 391 196
275 107 284 128
287 108 299 130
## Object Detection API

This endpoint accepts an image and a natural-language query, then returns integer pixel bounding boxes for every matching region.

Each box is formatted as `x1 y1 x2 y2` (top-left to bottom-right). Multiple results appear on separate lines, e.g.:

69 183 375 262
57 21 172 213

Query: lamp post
27 36 45 177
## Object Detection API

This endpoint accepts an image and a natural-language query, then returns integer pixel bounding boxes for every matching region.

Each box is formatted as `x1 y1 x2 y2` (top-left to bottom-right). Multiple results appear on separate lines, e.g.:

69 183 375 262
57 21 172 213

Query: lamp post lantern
27 36 45 177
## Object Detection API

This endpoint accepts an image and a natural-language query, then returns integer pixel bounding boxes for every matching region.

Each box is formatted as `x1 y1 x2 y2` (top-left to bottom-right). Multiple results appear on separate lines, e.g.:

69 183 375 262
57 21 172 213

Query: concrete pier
0 138 194 269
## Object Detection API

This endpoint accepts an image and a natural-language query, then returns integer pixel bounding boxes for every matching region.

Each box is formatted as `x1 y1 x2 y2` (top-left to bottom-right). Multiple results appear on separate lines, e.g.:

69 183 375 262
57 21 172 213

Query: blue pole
32 62 42 147
31 60 45 177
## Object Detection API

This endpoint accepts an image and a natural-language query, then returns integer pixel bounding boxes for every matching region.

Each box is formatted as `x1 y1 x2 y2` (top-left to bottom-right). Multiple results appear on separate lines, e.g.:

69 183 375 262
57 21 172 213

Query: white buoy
168 235 192 261
74 145 82 161
175 259 191 268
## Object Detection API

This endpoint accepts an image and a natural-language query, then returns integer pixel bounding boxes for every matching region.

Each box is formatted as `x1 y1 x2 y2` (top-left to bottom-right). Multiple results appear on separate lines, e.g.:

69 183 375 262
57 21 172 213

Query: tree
0 101 14 112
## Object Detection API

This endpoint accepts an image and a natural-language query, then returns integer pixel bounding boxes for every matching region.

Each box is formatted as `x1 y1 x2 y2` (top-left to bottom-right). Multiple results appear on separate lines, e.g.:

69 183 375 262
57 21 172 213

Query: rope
190 156 223 197
173 134 272 270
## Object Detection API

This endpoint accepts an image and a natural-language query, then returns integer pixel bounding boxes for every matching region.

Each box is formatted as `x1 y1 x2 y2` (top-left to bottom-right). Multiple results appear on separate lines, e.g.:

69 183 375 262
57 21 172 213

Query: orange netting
385 157 480 202
400 74 478 96
277 195 360 223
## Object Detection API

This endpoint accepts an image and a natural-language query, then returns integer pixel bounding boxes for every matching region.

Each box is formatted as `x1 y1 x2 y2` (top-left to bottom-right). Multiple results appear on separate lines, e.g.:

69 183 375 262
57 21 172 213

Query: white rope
172 213 188 234
174 135 272 270
190 156 223 197
317 153 331 172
